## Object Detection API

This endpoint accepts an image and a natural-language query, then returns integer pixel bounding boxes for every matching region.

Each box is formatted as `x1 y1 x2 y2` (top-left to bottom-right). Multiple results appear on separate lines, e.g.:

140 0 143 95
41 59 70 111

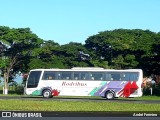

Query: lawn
0 88 160 112
0 98 160 111
119 96 160 100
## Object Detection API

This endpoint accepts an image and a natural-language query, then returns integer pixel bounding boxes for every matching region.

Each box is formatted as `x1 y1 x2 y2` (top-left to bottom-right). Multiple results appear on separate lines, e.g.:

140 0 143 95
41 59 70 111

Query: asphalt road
0 96 160 104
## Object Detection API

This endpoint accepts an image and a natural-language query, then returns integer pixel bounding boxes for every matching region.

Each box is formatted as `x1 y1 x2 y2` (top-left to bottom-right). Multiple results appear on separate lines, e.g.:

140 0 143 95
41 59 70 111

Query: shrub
143 87 151 96
15 85 24 95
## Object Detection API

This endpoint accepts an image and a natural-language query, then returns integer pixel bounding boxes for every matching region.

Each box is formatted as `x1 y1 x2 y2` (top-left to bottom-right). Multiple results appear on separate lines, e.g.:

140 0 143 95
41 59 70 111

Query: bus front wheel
105 91 115 100
42 89 53 98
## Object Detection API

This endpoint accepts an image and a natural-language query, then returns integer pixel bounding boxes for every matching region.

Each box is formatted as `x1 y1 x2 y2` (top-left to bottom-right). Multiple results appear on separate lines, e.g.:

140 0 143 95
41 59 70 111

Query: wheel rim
44 91 50 98
107 92 113 99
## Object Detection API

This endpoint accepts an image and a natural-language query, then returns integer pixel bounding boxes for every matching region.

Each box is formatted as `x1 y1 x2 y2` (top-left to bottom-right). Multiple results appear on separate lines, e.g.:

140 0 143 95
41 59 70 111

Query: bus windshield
27 71 42 88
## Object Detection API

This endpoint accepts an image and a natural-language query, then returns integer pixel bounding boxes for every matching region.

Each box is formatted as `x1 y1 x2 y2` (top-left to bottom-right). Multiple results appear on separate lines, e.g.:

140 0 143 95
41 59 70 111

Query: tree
55 42 92 68
0 26 43 94
28 40 62 69
1 26 160 92
84 29 158 75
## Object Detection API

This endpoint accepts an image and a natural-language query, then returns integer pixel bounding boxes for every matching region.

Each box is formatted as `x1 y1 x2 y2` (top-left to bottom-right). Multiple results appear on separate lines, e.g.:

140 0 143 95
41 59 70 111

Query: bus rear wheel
105 91 115 100
42 89 53 98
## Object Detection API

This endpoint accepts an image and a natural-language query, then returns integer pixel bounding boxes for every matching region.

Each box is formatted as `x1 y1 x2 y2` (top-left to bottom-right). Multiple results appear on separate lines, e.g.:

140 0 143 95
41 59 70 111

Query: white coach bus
25 67 143 99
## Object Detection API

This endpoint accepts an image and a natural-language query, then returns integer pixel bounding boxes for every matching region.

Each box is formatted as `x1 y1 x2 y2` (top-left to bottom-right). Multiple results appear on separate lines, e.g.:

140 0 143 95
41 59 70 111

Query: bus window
27 71 41 88
90 72 104 80
48 76 53 80
73 72 89 80
73 72 80 80
61 72 72 80
106 72 121 81
42 71 56 80
80 72 89 80
123 72 139 81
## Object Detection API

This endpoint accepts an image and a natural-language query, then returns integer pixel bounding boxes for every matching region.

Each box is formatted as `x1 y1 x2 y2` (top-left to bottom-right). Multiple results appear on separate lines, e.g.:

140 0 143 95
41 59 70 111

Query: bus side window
108 74 113 81
111 74 121 81
48 76 53 80
42 74 50 80
74 72 80 80
90 72 104 81
81 73 88 80
42 71 56 80
124 72 139 81
57 73 61 80
77 72 89 80
43 75 48 80
82 75 86 80
61 72 71 80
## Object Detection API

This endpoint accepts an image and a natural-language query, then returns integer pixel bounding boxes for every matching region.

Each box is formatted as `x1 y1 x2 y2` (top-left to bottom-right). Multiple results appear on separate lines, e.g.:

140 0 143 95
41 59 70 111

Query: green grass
0 99 160 111
1 94 160 100
118 96 160 100
45 95 160 101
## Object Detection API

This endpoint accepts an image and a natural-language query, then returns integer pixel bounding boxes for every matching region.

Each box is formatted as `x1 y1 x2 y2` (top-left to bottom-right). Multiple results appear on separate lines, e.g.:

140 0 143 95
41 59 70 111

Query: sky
0 0 160 45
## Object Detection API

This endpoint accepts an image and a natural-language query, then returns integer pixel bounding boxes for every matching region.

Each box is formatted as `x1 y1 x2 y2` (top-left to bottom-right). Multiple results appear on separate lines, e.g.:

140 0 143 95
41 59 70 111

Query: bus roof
30 67 142 72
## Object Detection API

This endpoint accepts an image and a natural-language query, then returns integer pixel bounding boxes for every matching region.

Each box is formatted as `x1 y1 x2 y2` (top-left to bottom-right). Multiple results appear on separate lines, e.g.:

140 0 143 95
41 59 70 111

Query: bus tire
42 89 52 98
105 91 115 100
